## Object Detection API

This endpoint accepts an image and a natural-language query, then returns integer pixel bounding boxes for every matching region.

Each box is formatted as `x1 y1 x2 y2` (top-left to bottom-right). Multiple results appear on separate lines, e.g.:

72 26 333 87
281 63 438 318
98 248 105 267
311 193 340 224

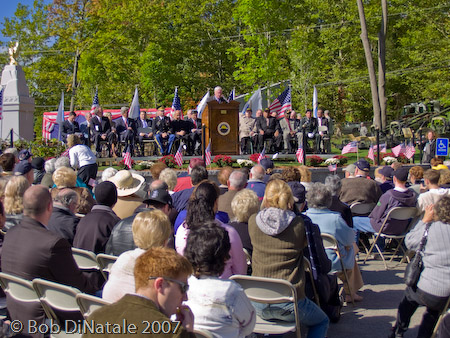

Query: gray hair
120 106 129 114
54 188 78 208
54 156 71 170
101 167 118 182
250 165 265 181
4 148 18 158
150 179 168 191
159 168 177 191
44 158 57 174
325 175 342 197
228 170 248 190
214 86 222 92
306 182 332 209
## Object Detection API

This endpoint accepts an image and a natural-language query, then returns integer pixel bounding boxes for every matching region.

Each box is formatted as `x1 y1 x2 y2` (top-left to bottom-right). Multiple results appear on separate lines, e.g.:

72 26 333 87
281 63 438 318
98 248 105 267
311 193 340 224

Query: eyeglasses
149 276 189 294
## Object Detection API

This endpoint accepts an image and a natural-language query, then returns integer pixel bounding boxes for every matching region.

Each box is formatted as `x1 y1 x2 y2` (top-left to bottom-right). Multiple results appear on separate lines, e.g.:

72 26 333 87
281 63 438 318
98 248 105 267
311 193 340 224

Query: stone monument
1 42 35 140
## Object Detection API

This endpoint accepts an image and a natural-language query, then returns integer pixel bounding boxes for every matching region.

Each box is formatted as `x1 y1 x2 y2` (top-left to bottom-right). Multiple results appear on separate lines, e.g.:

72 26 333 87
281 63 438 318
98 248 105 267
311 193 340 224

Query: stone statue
8 42 19 66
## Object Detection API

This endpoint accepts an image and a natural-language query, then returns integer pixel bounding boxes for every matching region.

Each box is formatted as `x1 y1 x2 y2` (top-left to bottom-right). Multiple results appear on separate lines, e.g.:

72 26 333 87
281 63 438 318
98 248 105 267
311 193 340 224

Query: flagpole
356 142 359 160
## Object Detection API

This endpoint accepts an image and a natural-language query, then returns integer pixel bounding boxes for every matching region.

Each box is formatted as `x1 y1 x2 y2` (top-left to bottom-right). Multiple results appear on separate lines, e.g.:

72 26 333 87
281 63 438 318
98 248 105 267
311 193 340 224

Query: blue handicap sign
436 138 449 156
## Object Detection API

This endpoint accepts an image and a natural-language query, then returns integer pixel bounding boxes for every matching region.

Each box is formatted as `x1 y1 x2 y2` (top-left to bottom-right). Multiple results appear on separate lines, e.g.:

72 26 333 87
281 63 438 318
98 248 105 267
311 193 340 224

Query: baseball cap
394 167 409 182
18 149 32 161
355 159 370 172
143 188 173 207
260 158 274 171
288 181 306 204
14 161 33 175
379 166 394 179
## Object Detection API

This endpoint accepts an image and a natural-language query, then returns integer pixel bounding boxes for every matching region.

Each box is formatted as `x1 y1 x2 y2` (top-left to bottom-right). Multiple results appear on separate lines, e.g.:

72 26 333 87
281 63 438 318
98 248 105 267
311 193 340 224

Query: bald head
24 185 52 218
150 179 168 191
250 165 265 181
54 188 79 213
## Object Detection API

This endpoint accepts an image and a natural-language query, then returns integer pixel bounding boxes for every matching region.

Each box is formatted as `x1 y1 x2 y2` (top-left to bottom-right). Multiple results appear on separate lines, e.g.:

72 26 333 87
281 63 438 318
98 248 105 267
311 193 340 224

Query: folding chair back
303 257 320 306
350 202 376 216
71 247 100 271
96 253 118 278
76 293 111 319
432 295 450 338
0 272 39 304
230 275 300 338
386 207 418 222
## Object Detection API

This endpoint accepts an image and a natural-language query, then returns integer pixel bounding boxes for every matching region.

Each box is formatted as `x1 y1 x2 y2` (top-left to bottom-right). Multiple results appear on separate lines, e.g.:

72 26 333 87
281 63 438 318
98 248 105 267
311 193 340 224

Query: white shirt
69 144 96 169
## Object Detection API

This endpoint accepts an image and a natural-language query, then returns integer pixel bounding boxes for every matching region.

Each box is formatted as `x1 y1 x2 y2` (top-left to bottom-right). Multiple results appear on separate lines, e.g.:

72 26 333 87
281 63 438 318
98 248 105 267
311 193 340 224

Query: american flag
174 144 183 167
172 87 181 112
122 146 132 169
405 142 416 159
328 164 337 172
269 87 291 118
205 142 212 166
61 149 70 157
373 143 387 153
392 143 406 157
0 87 3 120
228 88 235 102
91 87 99 109
296 145 304 164
257 146 266 163
368 145 375 161
341 141 358 154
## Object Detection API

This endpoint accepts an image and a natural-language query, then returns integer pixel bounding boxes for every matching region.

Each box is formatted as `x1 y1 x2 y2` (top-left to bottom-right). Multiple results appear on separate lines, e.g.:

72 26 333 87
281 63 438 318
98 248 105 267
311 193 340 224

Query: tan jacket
239 115 256 139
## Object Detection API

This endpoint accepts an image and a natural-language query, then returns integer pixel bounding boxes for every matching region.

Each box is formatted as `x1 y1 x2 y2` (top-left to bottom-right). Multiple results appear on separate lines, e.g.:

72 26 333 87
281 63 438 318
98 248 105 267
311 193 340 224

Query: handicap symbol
438 140 447 150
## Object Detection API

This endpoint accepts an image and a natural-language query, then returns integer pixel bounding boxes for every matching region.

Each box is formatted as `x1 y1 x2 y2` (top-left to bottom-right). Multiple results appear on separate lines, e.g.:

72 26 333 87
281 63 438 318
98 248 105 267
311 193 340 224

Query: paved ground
328 258 425 338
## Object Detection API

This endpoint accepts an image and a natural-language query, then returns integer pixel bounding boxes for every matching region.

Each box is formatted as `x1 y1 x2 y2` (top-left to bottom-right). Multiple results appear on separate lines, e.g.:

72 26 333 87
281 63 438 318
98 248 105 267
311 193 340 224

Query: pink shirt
175 221 247 278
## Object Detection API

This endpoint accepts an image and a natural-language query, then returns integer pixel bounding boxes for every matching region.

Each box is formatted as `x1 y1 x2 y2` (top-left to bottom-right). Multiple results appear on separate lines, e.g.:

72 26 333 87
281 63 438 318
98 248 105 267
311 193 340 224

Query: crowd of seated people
0 147 450 337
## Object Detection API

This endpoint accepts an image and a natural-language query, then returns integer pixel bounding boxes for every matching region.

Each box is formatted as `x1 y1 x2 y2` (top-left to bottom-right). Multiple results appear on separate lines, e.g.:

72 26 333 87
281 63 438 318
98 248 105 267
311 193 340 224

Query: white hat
108 170 145 197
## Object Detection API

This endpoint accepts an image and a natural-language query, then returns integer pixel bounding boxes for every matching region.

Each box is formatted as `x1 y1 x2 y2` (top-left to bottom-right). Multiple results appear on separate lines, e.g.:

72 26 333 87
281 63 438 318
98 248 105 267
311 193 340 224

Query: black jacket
256 116 278 134
153 116 173 135
61 120 80 141
90 115 111 136
47 205 80 245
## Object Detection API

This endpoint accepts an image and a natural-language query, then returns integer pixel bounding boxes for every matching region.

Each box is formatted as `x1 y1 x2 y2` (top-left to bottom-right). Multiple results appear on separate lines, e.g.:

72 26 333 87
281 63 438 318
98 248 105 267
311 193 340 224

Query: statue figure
8 42 19 66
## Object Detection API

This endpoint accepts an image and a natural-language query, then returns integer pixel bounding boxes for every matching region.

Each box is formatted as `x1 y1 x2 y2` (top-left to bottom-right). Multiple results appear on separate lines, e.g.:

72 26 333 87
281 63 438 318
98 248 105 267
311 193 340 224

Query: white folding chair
76 293 111 319
321 233 355 306
363 206 418 269
230 275 301 338
96 253 118 279
71 247 106 280
32 278 83 338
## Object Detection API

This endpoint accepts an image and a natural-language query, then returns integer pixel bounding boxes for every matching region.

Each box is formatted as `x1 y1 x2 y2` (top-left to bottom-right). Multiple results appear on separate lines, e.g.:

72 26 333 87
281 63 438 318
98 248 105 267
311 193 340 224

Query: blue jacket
305 208 355 271
246 179 266 200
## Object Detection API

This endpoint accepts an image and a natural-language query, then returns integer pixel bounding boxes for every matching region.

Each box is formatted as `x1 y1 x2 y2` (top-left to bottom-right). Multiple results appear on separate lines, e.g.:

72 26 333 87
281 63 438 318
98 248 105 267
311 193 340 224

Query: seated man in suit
90 106 111 155
115 106 137 153
187 110 202 156
79 111 92 146
315 108 330 153
85 247 195 338
61 111 82 143
171 110 191 152
239 109 256 155
255 108 282 153
154 107 176 155
299 109 318 151
136 110 154 155
1 186 97 337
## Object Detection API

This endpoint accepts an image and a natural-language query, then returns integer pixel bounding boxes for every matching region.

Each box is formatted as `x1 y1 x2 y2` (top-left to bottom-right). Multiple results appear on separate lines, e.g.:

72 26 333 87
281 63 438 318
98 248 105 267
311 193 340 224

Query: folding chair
76 293 111 319
230 275 301 338
363 207 418 269
32 278 83 338
71 248 106 280
432 296 450 338
350 202 376 255
96 253 118 279
321 233 355 306
303 257 320 307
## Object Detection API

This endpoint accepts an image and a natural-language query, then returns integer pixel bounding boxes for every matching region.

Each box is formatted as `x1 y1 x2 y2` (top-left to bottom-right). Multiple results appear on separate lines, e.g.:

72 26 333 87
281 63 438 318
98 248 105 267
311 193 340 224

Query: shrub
332 155 348 166
159 155 177 168
306 155 323 167
213 154 233 167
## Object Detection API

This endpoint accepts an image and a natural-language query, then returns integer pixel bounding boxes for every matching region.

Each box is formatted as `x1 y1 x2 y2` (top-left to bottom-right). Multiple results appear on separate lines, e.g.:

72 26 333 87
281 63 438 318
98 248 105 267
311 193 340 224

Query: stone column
1 65 35 141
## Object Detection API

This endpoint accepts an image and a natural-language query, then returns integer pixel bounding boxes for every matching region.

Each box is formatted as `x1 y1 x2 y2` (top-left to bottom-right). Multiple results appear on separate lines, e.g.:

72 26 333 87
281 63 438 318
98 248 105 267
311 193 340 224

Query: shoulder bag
404 222 431 288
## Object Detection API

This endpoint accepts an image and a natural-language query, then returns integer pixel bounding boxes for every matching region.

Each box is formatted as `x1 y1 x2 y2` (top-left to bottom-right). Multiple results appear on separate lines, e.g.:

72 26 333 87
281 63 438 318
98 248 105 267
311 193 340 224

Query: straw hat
108 170 145 197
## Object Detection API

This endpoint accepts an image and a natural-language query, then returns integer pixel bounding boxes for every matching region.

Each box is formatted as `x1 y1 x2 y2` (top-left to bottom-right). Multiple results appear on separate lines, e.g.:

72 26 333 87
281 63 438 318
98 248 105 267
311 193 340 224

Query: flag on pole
122 145 132 169
257 146 266 163
172 87 181 113
296 145 304 164
91 87 99 109
241 88 262 115
56 91 65 141
129 86 140 119
205 142 212 166
197 91 210 119
368 145 375 161
341 141 358 154
313 86 318 118
373 143 387 153
174 144 183 167
0 87 4 120
228 88 235 102
61 149 70 157
405 142 416 159
269 87 291 118
392 143 406 157
328 164 337 172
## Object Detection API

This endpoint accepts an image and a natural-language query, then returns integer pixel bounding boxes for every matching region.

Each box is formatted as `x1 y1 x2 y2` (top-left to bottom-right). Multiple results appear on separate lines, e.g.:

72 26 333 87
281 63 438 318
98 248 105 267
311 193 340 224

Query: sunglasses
149 276 189 294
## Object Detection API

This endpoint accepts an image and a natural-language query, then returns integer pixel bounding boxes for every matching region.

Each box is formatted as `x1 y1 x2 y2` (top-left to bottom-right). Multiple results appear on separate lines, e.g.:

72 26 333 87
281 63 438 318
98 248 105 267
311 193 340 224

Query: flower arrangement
332 155 348 166
382 156 397 165
324 158 340 165
213 154 233 167
133 160 154 170
118 158 135 169
306 155 324 167
237 159 254 168
159 155 177 168
249 153 263 163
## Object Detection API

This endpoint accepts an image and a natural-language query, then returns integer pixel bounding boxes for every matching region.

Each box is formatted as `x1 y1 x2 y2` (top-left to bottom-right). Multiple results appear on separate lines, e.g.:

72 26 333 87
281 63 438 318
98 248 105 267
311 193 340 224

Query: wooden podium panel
202 100 240 155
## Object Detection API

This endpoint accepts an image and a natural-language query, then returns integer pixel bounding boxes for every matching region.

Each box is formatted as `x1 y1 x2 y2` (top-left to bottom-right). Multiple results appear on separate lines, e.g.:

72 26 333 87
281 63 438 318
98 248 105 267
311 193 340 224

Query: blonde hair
53 167 77 188
231 189 259 222
261 179 294 210
0 177 9 201
4 176 30 214
297 166 312 182
439 169 450 186
132 209 171 250
159 168 177 191
67 134 81 148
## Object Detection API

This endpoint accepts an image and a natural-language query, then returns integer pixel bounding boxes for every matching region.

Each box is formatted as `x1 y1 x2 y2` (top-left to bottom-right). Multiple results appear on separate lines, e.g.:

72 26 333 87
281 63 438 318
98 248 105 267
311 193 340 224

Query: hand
259 130 264 135
140 133 145 137
176 305 194 332
127 127 133 131
422 204 434 223
101 134 107 140
274 130 279 137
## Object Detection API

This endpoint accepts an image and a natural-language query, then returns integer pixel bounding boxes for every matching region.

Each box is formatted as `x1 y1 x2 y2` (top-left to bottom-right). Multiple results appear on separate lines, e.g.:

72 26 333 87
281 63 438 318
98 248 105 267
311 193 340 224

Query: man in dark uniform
300 109 318 151
187 110 202 155
90 106 111 155
135 110 154 155
153 107 176 155
171 110 191 152
255 109 282 153
61 111 81 143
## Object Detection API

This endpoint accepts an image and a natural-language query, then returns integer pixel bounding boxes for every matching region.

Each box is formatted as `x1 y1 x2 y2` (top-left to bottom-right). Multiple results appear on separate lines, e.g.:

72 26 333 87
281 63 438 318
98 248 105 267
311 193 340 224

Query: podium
202 100 240 155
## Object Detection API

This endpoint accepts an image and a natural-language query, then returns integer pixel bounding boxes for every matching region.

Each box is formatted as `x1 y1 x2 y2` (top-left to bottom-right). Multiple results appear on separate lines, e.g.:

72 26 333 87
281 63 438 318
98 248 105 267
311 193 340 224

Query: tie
124 118 128 128
193 119 197 128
